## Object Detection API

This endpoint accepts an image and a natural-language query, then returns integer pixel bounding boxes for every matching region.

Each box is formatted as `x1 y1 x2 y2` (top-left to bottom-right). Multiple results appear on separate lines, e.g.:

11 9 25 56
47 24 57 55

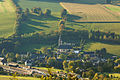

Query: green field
14 0 64 35
0 75 40 80
0 0 16 38
85 42 120 56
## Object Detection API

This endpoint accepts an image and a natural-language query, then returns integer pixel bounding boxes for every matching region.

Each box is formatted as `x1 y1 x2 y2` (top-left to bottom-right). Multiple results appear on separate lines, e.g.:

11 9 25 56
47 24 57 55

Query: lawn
0 0 16 38
0 75 40 80
85 42 120 56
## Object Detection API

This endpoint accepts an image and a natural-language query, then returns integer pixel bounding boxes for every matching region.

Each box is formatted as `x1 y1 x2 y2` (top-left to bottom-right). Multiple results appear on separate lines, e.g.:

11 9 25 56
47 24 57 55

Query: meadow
0 0 16 38
85 42 120 56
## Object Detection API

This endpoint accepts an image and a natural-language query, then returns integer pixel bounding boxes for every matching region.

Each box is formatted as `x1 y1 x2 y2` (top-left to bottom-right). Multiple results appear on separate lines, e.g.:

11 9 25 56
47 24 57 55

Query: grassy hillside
14 0 120 56
0 0 16 38
0 75 40 80
14 0 64 35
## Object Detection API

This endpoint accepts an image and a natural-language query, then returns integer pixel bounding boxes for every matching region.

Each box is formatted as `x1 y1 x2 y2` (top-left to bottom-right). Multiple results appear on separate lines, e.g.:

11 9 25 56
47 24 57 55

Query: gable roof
58 45 72 49
0 57 4 62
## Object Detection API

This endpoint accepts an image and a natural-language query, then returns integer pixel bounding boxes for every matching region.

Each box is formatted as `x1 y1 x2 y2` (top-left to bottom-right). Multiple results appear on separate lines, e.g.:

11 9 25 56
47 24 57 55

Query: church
57 35 73 53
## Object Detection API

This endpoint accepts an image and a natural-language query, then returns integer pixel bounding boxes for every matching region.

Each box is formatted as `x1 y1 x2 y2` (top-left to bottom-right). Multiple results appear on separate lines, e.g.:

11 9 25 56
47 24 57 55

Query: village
0 35 120 79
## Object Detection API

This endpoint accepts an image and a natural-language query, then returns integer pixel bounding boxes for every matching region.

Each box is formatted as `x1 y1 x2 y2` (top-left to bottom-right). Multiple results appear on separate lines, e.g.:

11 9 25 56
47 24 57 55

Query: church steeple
58 34 62 46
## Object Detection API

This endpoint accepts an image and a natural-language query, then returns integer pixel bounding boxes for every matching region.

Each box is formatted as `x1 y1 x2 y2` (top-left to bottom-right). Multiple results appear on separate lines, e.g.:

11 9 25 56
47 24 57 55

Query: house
25 60 32 66
0 57 7 65
57 45 73 53
83 52 95 57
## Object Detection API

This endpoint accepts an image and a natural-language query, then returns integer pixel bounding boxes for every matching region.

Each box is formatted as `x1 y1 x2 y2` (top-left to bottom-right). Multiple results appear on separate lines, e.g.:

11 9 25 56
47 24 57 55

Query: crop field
60 2 120 34
85 42 120 56
60 3 120 22
0 75 40 80
0 0 16 38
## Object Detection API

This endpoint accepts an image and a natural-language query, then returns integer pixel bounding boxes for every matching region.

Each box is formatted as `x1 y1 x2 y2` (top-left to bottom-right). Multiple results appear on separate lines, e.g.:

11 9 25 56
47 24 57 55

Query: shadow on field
65 27 74 30
67 14 82 22
28 19 50 28
20 23 43 34
29 0 60 3
96 40 120 45
29 14 60 21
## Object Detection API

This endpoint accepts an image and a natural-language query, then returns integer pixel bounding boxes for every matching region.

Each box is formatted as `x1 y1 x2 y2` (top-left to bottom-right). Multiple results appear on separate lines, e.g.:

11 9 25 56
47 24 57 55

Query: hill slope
14 0 120 55
0 0 16 38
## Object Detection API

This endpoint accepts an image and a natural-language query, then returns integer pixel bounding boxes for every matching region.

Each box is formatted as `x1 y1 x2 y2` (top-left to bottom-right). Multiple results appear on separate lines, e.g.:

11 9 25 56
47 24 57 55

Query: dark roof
58 45 72 49
84 52 94 54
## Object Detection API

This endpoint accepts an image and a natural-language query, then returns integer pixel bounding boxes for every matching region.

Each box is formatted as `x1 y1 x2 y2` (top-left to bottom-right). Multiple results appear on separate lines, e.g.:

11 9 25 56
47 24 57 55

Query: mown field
60 3 120 22
0 75 40 80
0 0 16 38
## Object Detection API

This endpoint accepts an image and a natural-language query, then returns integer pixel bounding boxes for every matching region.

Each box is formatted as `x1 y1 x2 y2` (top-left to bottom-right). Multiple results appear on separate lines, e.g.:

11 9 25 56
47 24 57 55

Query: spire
58 34 62 46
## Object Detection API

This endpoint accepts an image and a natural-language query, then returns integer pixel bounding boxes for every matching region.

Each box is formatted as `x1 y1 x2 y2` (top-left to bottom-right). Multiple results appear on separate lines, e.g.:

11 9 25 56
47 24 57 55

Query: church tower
58 34 63 46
